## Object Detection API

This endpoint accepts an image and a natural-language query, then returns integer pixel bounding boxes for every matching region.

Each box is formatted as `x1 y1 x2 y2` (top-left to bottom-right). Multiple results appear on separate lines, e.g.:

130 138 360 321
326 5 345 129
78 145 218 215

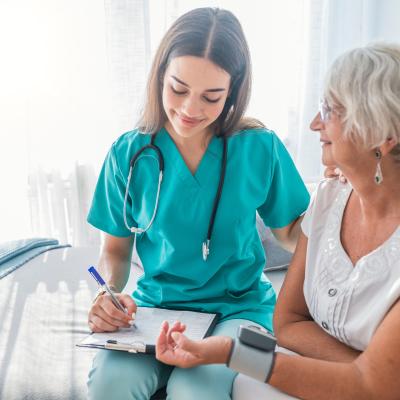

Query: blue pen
88 265 128 315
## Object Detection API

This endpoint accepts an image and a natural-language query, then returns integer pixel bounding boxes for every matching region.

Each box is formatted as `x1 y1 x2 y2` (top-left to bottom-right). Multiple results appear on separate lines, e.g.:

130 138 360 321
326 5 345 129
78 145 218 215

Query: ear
380 137 398 156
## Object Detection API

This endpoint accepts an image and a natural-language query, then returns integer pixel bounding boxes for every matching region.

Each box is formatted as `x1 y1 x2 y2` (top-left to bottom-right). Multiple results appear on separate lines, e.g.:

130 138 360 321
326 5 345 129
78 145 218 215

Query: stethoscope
123 133 228 261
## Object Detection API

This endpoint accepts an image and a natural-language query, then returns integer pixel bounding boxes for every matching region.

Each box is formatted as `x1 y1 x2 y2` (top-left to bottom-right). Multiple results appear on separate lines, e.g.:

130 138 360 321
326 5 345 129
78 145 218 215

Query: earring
374 148 383 185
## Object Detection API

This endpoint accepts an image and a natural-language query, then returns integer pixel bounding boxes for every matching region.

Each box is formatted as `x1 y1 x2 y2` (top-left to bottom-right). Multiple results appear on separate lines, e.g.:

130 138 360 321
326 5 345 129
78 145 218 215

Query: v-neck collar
334 184 400 269
156 127 224 188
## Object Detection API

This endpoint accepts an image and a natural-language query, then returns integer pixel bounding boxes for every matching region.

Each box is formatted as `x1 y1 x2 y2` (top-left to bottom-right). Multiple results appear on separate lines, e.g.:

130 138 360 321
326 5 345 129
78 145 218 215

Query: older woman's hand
324 166 347 183
156 321 233 368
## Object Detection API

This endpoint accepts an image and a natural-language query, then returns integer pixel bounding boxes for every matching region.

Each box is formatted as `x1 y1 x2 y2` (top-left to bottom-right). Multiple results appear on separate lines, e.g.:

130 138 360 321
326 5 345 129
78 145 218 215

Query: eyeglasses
319 99 333 122
319 99 340 122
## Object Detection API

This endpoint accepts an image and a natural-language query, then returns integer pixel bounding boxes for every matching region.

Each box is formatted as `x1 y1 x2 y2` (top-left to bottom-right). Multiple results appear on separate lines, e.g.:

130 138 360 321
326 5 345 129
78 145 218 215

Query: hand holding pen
88 266 137 333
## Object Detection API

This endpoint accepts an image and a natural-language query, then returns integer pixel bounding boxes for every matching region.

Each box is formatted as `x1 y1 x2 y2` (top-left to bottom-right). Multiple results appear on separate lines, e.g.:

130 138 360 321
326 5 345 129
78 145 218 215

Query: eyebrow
171 75 227 92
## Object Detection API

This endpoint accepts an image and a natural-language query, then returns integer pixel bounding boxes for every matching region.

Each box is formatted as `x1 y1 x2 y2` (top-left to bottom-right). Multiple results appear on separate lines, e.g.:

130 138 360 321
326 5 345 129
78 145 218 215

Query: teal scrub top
88 127 309 331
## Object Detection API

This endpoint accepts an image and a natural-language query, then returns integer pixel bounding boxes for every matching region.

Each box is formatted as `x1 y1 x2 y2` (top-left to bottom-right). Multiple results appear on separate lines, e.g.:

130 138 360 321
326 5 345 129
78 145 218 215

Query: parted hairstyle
324 43 400 161
137 7 264 136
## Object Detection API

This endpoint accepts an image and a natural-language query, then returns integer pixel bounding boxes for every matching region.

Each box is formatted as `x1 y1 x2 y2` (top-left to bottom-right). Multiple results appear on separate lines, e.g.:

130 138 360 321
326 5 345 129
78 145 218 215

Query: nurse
86 7 309 400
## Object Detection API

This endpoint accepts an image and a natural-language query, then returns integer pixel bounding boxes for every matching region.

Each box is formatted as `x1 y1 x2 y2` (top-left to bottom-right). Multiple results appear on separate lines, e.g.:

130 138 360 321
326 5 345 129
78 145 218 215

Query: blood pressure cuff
227 339 276 383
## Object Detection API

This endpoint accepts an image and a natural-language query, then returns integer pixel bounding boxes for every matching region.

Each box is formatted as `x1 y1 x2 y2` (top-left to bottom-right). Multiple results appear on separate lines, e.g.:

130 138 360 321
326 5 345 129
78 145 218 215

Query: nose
181 95 202 117
310 112 324 132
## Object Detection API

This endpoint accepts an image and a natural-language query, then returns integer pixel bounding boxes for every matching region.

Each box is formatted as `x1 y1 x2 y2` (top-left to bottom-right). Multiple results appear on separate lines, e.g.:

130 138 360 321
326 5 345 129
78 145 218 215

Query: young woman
86 8 309 400
156 43 400 400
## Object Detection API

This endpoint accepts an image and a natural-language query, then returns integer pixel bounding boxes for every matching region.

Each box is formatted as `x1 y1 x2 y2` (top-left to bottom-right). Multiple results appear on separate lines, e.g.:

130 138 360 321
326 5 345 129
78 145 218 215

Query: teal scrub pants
87 318 256 400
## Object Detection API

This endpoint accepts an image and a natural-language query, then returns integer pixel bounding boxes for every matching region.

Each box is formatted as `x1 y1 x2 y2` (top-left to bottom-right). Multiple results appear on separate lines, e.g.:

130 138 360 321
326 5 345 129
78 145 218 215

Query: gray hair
324 43 400 161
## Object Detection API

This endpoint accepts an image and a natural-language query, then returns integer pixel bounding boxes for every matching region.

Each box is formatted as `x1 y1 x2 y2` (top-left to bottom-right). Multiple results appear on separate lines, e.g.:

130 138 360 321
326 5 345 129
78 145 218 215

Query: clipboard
77 306 219 354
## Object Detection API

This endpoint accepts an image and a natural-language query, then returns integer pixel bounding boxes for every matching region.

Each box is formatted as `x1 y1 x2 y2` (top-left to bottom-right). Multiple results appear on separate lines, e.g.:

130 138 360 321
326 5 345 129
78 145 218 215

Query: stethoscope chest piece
202 240 210 261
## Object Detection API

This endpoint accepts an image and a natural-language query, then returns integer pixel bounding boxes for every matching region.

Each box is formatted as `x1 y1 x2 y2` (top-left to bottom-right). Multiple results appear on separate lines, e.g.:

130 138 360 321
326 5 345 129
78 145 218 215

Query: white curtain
107 0 400 181
291 0 400 181
1 0 399 245
0 0 149 245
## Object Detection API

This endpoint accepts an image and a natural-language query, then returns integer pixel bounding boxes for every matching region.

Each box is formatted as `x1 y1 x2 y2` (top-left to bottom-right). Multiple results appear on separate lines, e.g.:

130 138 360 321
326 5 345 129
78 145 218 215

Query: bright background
1 0 399 244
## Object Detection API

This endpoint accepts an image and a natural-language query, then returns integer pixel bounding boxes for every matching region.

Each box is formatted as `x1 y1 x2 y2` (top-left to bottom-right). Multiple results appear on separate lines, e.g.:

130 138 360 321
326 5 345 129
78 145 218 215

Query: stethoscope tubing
123 134 165 234
123 133 227 261
202 136 227 260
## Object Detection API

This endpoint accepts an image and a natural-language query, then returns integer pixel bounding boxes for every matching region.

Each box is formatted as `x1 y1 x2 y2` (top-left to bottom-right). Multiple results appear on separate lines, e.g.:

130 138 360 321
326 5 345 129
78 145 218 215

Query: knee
88 360 127 400
87 352 160 400
167 380 209 400
167 366 233 400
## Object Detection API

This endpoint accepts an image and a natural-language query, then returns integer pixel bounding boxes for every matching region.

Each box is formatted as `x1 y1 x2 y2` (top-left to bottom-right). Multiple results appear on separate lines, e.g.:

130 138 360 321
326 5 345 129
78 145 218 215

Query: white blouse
301 179 400 351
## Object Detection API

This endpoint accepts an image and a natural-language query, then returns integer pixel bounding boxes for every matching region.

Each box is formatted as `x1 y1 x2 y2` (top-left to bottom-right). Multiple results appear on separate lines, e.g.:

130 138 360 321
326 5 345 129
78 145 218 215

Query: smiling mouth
176 112 204 125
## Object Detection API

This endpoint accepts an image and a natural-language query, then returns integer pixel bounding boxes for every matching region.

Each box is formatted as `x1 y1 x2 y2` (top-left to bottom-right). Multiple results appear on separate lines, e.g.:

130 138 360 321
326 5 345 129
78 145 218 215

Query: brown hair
137 7 264 136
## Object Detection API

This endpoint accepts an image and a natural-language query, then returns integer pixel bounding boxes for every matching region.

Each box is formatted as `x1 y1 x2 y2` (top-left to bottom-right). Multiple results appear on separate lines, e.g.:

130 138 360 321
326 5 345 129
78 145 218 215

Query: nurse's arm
269 299 400 399
88 233 137 333
270 215 302 253
98 233 135 291
274 232 360 362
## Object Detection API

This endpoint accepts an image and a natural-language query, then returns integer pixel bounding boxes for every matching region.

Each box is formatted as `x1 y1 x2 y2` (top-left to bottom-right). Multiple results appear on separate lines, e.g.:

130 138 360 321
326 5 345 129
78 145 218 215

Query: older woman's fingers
167 322 186 345
170 332 200 355
324 165 338 178
156 321 170 357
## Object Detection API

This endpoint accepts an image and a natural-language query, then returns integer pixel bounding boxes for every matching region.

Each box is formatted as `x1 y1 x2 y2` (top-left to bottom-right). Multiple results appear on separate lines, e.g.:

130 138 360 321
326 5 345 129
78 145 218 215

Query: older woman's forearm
276 319 360 362
269 353 374 400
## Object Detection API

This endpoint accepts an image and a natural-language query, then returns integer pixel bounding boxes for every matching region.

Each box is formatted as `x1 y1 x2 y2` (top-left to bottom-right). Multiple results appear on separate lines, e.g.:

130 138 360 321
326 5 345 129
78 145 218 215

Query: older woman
155 42 400 399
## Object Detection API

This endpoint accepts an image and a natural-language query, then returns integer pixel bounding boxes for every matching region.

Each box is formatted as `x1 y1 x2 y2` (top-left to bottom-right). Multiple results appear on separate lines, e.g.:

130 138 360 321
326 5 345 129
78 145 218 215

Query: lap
87 349 172 400
167 318 260 400
87 318 264 400
233 374 298 400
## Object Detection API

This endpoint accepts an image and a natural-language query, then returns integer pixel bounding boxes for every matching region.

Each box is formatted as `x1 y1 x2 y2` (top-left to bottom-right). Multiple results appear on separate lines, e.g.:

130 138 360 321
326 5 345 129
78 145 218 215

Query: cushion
256 213 293 271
